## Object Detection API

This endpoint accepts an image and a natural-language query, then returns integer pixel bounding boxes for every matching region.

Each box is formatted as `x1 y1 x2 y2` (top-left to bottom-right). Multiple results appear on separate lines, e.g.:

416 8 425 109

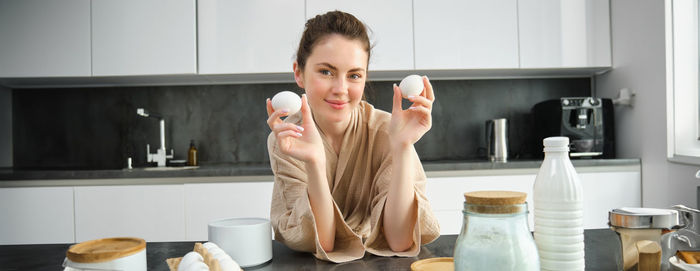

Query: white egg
208 247 227 260
202 245 239 271
184 261 210 271
271 91 302 115
218 255 241 271
399 74 424 98
178 251 203 271
202 242 218 251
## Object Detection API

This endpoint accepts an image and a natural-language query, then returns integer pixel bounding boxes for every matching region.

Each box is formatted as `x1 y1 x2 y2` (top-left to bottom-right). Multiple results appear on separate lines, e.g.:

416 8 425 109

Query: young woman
266 11 439 263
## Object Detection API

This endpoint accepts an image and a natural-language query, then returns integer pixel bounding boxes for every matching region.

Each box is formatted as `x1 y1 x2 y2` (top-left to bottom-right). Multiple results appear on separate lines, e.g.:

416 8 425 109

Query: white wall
596 0 699 208
0 86 10 167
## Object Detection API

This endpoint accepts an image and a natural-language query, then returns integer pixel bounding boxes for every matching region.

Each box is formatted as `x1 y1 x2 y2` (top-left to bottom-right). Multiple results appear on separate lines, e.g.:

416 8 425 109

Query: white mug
208 217 272 268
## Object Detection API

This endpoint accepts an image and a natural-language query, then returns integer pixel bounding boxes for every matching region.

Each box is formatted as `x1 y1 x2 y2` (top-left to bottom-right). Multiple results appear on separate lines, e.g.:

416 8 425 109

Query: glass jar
454 191 540 271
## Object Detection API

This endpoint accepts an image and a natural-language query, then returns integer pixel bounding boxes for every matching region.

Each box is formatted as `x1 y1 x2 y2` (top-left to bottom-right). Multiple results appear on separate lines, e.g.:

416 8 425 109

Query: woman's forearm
305 160 336 252
384 143 418 252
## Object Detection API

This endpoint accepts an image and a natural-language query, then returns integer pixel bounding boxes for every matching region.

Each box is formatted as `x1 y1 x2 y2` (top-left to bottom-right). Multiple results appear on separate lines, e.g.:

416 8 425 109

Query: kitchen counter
0 229 620 271
0 158 640 185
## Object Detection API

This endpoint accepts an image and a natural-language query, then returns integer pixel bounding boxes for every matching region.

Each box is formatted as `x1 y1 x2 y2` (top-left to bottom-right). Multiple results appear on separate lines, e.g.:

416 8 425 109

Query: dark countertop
0 158 640 182
0 229 620 271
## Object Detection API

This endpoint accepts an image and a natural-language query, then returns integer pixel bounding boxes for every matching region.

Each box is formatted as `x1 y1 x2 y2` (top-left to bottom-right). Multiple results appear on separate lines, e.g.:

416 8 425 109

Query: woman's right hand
266 94 325 164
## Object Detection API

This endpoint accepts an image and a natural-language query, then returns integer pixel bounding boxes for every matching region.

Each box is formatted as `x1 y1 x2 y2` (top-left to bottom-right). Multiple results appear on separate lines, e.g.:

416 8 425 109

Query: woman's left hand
390 76 435 150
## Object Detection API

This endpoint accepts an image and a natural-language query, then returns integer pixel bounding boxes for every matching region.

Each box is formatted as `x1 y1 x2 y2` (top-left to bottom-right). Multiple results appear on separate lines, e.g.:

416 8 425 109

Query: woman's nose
331 77 347 94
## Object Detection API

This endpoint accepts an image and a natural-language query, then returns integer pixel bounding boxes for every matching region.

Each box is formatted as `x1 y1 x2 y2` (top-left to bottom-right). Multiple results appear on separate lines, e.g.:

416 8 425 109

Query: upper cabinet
0 0 612 86
91 0 197 76
0 0 91 77
198 0 305 74
414 0 520 70
306 0 414 71
518 0 611 68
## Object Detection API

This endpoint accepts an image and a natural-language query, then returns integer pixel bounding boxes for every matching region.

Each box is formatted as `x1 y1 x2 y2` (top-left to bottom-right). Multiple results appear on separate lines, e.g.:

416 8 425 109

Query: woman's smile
325 99 347 110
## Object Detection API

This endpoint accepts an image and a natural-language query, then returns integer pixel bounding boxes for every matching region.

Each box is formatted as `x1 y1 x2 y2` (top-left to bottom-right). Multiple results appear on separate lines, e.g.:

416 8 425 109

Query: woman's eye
320 70 332 76
350 74 361 80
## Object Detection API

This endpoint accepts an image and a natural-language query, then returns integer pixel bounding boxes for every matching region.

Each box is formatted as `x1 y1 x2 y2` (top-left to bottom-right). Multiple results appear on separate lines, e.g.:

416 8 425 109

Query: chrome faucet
137 108 173 167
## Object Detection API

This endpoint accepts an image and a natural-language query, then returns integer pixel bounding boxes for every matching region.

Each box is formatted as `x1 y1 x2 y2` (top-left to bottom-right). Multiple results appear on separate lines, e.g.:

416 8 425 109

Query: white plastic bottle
533 137 585 271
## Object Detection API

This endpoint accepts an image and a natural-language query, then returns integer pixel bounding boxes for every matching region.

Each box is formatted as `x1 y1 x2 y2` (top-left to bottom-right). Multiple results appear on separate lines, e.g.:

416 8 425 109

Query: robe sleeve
267 133 365 263
363 138 440 257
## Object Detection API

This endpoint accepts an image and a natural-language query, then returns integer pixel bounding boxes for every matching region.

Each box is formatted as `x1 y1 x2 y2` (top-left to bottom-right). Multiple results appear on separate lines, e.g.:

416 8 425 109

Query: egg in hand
399 75 424 98
271 91 302 115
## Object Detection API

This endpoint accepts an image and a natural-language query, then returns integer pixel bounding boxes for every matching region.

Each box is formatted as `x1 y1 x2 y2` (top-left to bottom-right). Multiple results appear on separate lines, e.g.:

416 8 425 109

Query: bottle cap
543 136 570 152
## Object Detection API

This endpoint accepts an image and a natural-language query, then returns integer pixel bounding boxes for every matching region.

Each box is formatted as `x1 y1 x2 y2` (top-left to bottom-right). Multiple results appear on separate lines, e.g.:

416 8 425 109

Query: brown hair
295 10 371 72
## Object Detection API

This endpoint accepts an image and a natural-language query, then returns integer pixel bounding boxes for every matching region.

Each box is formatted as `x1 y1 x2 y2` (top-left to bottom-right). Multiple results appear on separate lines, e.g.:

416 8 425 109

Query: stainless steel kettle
485 118 508 162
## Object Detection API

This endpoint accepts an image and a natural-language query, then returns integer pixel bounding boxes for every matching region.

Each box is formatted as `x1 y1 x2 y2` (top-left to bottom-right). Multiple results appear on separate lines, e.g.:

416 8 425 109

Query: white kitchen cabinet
0 187 75 245
518 0 611 68
306 0 414 71
426 169 641 235
184 181 274 241
91 0 196 76
414 0 520 70
0 0 91 77
74 185 186 242
198 0 304 74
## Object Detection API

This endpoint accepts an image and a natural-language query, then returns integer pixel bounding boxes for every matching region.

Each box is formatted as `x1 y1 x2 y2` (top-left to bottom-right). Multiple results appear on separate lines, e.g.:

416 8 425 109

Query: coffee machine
532 97 615 158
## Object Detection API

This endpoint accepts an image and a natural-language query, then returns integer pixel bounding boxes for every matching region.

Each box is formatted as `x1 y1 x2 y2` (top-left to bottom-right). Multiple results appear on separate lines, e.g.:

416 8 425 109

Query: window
667 0 700 164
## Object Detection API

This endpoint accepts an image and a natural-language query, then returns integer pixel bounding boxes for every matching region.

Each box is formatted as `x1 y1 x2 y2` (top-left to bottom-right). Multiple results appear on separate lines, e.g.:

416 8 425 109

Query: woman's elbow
388 238 413 252
320 239 334 252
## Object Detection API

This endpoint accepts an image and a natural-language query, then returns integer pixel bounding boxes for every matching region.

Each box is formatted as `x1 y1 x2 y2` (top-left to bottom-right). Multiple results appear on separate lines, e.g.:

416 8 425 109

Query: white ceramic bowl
670 256 700 271
208 217 272 268
63 247 146 271
63 237 146 271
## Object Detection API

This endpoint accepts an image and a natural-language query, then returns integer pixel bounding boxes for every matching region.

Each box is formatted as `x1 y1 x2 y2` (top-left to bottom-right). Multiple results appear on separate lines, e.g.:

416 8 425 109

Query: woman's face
295 34 368 127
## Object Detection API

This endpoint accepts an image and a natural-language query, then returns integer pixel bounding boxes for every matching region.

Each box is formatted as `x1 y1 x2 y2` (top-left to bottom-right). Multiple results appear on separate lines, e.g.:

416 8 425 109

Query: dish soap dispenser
187 140 198 166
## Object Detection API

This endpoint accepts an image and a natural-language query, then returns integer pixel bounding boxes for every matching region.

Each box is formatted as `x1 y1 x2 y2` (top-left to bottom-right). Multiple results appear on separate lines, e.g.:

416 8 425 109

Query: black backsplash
12 78 589 169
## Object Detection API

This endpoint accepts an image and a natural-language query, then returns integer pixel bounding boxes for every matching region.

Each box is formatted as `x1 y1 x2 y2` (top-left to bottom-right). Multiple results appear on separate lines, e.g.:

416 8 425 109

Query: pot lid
66 237 146 263
609 207 679 229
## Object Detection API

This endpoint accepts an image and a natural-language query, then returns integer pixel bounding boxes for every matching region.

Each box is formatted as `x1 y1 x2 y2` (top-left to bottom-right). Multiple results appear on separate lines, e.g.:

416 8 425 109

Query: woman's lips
325 100 347 110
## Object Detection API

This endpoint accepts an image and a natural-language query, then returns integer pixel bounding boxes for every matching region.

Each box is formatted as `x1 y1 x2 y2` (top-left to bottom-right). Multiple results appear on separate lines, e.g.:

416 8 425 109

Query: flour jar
453 191 539 271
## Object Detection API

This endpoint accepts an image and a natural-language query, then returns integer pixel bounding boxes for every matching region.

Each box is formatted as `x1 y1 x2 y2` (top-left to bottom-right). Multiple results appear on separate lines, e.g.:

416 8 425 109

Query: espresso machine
532 97 615 158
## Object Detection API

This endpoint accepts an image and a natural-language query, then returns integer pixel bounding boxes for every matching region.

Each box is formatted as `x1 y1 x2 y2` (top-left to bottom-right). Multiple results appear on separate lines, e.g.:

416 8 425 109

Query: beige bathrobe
267 101 440 263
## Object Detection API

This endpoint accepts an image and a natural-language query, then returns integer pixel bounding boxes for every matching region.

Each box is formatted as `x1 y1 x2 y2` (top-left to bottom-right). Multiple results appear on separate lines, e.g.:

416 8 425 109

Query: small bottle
187 140 198 166
533 137 585 271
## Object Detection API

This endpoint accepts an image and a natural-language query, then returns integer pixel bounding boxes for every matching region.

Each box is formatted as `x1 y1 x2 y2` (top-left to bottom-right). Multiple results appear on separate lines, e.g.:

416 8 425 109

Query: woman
266 10 439 263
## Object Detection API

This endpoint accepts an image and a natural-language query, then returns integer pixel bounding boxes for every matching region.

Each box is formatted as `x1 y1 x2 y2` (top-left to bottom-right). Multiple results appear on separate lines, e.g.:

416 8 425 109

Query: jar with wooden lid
63 237 146 271
453 191 539 271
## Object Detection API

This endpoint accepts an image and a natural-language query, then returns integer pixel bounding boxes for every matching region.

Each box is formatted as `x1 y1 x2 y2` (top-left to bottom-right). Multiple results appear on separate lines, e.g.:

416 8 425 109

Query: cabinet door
306 0 413 71
426 170 641 235
198 0 304 74
74 185 185 242
0 187 75 245
414 0 519 69
184 181 273 241
426 175 536 235
91 0 196 76
0 0 90 77
518 0 611 68
578 171 641 229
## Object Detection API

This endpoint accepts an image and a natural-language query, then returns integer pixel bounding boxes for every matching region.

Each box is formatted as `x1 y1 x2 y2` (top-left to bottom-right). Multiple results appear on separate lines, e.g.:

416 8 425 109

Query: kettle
485 118 508 162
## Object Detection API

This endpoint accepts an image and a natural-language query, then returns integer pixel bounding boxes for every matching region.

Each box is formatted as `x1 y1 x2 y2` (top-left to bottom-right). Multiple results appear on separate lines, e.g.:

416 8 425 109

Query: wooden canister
65 237 146 271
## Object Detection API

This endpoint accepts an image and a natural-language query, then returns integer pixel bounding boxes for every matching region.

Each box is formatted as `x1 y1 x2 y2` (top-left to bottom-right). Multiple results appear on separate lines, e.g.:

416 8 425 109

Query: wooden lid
66 237 146 263
464 191 526 205
411 257 454 271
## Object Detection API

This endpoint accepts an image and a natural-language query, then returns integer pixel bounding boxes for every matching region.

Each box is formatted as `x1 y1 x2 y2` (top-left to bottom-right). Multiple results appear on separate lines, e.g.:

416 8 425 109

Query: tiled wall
12 78 590 169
